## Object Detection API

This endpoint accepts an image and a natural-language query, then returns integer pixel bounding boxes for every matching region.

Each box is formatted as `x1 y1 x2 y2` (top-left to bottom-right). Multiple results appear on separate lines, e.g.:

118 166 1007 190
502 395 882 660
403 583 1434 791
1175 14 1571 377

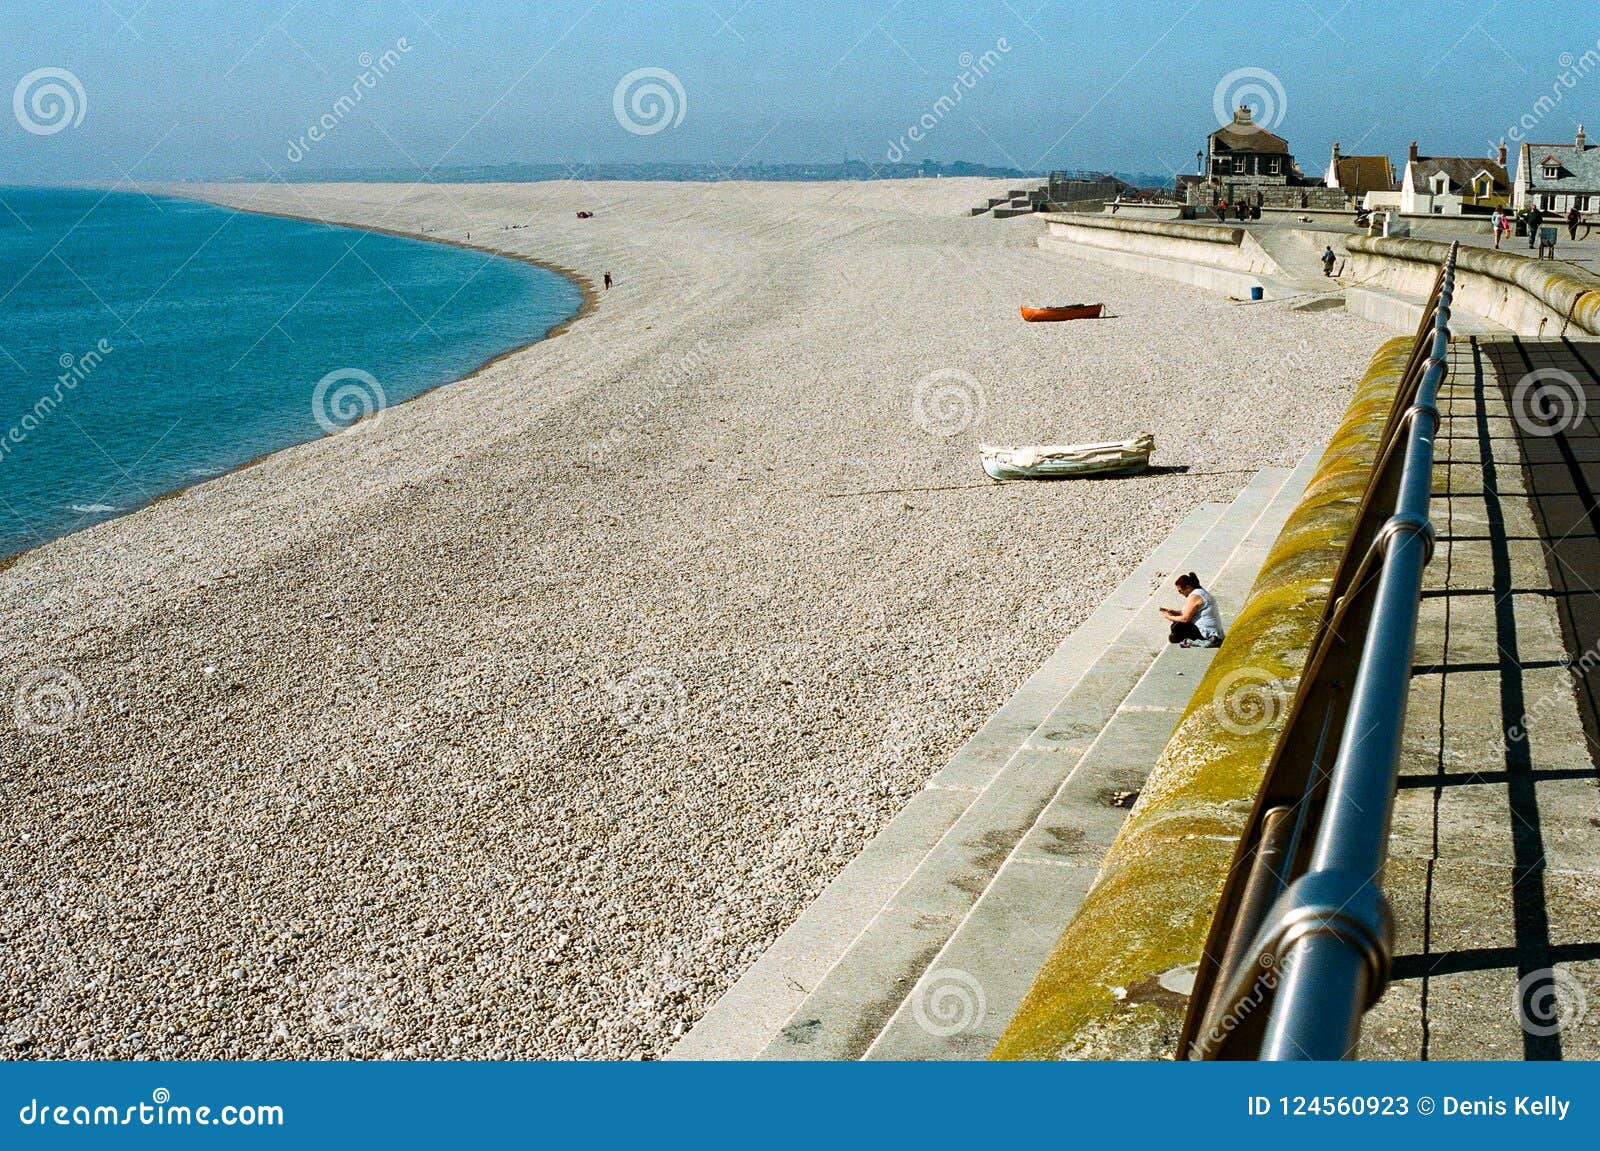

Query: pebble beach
1 177 1383 1059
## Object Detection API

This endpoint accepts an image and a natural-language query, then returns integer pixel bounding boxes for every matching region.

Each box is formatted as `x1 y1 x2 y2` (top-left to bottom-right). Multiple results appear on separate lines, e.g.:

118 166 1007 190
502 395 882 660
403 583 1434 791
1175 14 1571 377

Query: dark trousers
1168 620 1203 644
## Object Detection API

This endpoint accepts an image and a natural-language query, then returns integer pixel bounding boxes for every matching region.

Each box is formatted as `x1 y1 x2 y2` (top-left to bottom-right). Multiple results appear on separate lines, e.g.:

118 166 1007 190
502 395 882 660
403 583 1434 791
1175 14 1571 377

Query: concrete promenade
1365 337 1600 1060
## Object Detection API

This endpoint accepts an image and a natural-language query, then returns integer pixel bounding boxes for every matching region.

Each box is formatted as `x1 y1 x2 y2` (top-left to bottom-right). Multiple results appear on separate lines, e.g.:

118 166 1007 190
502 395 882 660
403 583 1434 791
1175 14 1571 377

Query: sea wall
1037 213 1278 298
992 337 1414 1061
1345 235 1600 337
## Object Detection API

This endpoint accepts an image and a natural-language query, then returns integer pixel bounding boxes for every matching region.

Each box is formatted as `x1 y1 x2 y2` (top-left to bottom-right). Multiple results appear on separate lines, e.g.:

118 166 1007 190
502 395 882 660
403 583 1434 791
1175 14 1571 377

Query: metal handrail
1182 242 1460 1060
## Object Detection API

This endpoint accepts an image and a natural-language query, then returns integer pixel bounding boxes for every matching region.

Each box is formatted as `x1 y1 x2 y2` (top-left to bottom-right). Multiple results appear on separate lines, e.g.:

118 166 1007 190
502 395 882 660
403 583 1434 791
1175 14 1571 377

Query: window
1578 195 1592 212
1542 193 1557 210
1268 157 1281 176
1545 164 1561 178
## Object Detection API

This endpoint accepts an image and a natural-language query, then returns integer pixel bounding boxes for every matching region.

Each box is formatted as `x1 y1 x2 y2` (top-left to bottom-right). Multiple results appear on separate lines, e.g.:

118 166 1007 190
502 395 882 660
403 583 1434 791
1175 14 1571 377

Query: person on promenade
1492 209 1505 249
1161 573 1225 647
1569 205 1583 241
1527 206 1544 249
1216 199 1228 222
1322 245 1337 277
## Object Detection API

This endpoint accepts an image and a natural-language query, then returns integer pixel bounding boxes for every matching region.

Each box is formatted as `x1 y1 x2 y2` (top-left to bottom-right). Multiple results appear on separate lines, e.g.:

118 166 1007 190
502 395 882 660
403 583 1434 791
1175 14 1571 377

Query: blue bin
1250 286 1265 302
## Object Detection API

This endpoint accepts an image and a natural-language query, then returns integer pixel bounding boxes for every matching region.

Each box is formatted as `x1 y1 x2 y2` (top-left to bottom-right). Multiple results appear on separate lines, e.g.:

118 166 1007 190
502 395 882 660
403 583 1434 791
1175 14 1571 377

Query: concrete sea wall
1345 235 1600 337
1037 213 1281 298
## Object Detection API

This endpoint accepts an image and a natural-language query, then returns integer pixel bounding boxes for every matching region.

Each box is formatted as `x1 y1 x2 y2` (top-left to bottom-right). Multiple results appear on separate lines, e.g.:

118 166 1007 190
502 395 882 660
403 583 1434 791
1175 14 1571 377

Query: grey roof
1412 156 1509 194
1526 143 1600 191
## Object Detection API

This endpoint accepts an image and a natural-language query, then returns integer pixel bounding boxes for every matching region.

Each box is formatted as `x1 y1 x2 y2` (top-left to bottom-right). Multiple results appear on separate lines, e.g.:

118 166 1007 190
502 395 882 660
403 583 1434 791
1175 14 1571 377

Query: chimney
1498 139 1508 166
1409 140 1419 163
1579 124 1588 150
1235 104 1254 126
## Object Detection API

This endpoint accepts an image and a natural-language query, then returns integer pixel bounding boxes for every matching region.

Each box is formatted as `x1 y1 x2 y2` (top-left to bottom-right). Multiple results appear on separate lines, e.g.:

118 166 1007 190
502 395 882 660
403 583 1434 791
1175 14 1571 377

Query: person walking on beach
1321 244 1337 277
1161 573 1225 647
603 272 613 291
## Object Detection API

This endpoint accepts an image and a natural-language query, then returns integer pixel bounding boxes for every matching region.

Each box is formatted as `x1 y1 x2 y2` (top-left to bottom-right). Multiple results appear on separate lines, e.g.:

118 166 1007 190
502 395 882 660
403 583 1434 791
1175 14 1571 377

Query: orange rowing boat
1020 303 1104 322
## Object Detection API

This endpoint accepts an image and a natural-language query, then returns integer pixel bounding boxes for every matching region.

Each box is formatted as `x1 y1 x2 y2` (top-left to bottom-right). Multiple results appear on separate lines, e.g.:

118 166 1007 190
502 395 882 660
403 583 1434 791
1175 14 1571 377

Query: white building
1390 142 1510 216
1513 127 1600 214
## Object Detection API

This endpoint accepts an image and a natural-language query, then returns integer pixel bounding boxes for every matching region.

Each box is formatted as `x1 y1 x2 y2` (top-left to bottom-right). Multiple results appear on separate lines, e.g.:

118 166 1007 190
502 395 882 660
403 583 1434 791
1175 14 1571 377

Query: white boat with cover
979 434 1154 481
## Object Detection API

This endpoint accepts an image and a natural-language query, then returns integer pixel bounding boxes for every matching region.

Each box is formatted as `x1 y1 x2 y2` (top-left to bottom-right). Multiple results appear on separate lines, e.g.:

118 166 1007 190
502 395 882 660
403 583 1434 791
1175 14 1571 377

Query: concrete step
746 465 1303 1060
862 448 1323 1058
668 495 1234 1060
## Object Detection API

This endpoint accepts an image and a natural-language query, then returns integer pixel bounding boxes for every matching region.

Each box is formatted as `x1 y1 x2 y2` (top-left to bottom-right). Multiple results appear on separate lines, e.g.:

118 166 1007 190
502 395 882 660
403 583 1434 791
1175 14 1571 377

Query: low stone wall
1346 235 1600 336
992 338 1414 1060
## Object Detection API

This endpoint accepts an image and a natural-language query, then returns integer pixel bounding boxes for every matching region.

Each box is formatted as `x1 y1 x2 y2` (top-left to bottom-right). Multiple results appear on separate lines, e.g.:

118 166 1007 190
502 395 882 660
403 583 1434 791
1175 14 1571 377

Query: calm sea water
0 187 582 559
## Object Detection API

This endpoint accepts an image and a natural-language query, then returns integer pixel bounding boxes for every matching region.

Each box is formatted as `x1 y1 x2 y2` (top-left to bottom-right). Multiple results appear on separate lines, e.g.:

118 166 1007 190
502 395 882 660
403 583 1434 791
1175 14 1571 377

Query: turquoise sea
0 187 582 559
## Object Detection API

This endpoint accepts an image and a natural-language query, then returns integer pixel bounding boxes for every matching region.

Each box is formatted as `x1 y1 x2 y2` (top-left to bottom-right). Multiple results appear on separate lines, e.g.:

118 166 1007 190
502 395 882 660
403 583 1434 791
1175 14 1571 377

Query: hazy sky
2 0 1597 183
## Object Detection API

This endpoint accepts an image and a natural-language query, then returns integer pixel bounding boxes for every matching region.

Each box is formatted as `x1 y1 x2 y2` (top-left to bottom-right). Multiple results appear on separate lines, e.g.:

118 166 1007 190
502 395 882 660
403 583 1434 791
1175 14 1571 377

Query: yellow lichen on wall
991 337 1415 1061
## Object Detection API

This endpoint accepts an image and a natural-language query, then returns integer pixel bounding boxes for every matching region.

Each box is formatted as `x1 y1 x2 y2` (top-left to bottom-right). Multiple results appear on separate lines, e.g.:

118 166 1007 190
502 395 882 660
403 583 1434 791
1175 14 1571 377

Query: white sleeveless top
1193 587 1224 643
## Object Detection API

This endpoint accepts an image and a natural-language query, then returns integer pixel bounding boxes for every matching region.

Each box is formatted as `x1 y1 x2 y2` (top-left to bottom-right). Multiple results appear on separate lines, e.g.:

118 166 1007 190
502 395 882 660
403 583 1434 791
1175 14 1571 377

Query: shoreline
0 189 596 572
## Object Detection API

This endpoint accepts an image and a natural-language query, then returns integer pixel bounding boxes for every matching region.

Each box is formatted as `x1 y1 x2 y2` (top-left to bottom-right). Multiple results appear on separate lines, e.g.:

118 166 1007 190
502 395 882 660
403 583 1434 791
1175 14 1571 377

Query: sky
1 0 1598 183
